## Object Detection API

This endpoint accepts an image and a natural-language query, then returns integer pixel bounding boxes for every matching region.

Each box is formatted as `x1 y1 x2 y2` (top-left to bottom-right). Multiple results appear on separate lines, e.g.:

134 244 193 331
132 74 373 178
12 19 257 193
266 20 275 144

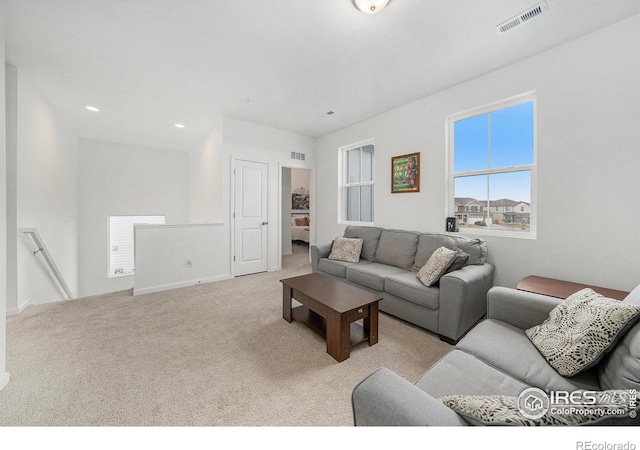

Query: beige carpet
0 246 452 426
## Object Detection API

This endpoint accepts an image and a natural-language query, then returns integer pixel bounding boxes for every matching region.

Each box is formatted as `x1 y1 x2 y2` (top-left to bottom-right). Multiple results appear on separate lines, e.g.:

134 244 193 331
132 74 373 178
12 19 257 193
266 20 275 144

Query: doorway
281 167 311 269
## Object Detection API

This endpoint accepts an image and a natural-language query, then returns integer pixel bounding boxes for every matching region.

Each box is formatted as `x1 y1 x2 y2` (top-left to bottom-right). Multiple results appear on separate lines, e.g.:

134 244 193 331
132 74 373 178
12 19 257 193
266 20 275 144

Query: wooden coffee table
281 273 382 362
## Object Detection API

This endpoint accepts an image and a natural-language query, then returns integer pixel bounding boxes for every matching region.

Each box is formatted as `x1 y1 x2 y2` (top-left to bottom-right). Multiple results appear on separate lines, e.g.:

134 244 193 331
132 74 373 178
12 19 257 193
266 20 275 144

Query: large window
448 92 536 237
109 215 165 276
340 141 374 224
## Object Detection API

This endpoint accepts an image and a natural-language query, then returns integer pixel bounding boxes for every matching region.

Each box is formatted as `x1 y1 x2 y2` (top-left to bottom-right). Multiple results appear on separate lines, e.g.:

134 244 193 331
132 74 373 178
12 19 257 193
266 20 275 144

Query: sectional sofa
311 226 495 343
351 285 640 426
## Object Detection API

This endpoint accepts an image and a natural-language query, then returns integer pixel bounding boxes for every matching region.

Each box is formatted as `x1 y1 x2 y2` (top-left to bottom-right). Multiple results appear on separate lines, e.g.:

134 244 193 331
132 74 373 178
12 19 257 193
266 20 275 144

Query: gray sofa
352 286 640 426
311 226 495 343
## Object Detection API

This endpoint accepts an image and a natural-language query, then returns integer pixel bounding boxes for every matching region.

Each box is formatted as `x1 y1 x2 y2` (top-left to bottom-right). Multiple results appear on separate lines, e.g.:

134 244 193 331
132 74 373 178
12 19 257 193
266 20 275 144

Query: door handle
262 221 269 225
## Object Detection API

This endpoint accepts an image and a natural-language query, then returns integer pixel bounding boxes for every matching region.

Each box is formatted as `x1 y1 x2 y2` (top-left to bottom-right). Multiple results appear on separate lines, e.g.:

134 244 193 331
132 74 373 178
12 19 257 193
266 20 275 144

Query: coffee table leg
326 310 350 362
364 301 379 346
282 285 292 323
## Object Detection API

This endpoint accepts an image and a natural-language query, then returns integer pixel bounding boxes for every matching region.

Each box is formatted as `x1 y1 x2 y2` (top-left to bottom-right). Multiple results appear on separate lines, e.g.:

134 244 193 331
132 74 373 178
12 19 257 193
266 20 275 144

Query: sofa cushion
525 288 640 377
346 263 407 291
458 319 601 392
413 233 487 270
385 272 440 310
373 229 419 270
318 258 372 278
415 349 529 398
344 226 383 261
598 288 640 390
598 323 640 391
417 246 458 287
328 236 363 263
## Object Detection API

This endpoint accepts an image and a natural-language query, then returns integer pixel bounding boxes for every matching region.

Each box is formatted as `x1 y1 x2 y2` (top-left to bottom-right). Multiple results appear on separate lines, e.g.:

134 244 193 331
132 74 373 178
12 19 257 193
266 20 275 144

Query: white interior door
234 160 268 276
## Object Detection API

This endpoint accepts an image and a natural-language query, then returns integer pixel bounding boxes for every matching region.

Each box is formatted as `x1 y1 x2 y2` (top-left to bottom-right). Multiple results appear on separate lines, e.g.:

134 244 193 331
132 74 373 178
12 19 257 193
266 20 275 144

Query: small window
340 140 374 224
109 215 165 276
448 92 536 237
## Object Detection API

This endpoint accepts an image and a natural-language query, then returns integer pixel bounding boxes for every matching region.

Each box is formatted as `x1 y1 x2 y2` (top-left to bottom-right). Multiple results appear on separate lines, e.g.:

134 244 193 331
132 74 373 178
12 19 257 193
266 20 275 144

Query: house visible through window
448 92 536 237
109 215 165 276
341 140 374 224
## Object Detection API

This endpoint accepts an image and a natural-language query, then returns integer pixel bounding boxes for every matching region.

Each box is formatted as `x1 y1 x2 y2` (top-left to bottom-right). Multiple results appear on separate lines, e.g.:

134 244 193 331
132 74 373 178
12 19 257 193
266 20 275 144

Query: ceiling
5 0 639 152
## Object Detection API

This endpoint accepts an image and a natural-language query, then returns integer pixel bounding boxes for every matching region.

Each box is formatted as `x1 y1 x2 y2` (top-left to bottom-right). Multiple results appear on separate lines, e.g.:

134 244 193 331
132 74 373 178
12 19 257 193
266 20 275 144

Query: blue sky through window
454 101 533 203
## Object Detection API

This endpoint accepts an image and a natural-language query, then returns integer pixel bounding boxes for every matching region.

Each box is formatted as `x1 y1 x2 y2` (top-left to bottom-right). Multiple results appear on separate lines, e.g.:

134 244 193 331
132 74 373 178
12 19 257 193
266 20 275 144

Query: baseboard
282 251 293 256
6 297 31 316
133 274 233 296
0 372 9 392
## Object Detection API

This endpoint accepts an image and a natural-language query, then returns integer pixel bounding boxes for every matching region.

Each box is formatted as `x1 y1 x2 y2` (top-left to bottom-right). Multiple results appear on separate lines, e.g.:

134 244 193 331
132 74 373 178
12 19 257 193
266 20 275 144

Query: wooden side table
516 275 629 301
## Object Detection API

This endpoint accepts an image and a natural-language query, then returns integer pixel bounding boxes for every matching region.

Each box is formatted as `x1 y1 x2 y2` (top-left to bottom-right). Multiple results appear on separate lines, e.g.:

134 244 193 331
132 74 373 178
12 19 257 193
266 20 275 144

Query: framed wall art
391 152 420 193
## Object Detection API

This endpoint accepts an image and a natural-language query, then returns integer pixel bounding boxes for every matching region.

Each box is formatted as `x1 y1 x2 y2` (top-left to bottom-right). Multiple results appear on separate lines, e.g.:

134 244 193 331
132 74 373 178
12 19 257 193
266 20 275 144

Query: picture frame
391 152 420 193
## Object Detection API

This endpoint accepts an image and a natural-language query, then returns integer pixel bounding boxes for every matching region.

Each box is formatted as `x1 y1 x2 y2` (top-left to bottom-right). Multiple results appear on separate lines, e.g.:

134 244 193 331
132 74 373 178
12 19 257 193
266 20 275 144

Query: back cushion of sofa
412 233 457 271
343 226 383 261
598 323 640 391
373 229 419 270
599 289 640 390
413 233 488 271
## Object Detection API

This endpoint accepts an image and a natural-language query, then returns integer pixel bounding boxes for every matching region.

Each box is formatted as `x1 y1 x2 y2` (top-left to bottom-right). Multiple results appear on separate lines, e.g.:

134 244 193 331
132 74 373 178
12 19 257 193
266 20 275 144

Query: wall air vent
291 152 306 161
497 1 547 34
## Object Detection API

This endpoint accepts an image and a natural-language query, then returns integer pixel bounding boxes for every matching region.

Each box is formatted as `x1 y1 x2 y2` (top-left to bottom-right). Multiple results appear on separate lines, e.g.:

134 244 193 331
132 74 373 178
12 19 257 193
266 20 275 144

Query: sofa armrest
310 243 332 273
352 367 468 426
438 263 495 342
487 286 562 330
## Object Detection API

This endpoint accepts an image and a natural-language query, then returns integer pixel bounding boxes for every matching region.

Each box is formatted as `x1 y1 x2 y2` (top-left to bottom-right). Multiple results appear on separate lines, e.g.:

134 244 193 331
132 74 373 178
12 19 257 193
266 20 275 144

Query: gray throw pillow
526 288 640 377
416 246 457 287
444 249 470 274
328 237 363 263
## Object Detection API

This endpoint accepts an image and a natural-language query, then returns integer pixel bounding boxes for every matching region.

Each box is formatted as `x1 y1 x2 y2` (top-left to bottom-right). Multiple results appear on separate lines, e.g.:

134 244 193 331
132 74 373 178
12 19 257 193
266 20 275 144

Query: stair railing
22 228 73 300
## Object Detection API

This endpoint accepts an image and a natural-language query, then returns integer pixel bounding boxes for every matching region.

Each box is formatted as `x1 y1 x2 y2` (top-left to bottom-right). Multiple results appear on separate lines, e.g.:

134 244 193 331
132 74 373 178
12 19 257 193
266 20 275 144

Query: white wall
281 168 292 255
78 139 189 297
189 116 315 272
315 16 640 292
188 118 225 224
291 168 310 197
1 4 10 392
10 69 79 311
133 223 232 295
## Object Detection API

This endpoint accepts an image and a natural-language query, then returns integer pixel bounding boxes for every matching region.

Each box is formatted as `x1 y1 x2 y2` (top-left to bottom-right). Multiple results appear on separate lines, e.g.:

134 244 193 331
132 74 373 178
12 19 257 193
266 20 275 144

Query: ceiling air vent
497 1 547 34
291 152 306 161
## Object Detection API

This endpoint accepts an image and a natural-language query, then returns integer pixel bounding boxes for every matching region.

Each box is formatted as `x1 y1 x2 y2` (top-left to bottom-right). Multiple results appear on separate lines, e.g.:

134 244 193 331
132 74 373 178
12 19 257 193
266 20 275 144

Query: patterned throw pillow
525 288 640 377
328 237 364 263
416 246 458 287
439 391 635 426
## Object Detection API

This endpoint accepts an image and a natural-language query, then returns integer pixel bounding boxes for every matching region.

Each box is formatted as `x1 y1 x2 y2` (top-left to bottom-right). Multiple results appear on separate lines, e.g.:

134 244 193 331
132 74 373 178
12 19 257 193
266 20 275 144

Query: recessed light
86 106 100 112
174 123 185 128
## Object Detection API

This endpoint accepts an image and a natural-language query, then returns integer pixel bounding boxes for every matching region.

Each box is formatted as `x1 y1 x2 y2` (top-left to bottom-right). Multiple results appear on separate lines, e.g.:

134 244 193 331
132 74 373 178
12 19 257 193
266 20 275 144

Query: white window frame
446 91 537 239
108 215 165 277
338 138 375 225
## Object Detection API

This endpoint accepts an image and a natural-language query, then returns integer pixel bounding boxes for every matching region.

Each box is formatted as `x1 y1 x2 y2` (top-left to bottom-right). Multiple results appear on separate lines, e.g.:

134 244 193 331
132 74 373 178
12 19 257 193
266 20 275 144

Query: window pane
454 175 488 229
346 187 360 222
454 114 488 172
361 145 374 182
361 185 374 222
109 215 165 276
347 149 361 183
488 171 531 232
454 171 531 232
490 101 534 168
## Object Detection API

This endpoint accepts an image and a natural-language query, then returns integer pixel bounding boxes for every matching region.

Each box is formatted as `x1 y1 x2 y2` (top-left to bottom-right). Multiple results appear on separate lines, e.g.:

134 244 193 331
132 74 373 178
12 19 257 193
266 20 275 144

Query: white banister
22 228 73 300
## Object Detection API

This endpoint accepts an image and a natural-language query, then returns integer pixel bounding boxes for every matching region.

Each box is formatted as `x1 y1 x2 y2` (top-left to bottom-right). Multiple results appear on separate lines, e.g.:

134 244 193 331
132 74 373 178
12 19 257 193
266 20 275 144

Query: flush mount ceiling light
353 0 391 14
174 123 185 128
85 106 100 112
